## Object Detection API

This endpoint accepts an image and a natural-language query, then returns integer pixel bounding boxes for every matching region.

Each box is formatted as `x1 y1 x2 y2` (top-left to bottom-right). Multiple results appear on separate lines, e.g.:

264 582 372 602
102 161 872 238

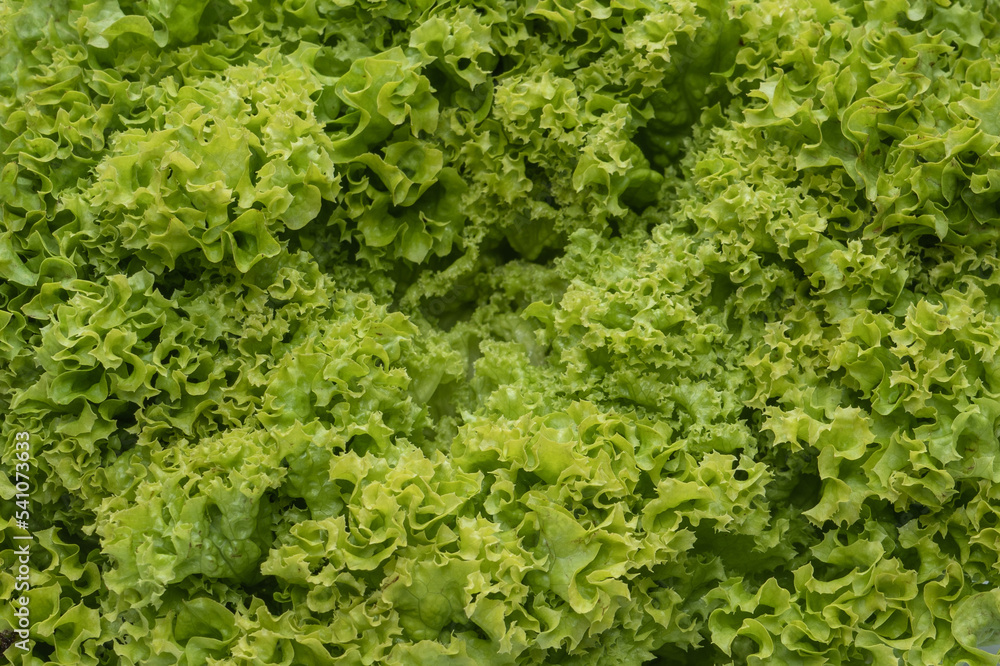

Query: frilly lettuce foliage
2 0 1000 664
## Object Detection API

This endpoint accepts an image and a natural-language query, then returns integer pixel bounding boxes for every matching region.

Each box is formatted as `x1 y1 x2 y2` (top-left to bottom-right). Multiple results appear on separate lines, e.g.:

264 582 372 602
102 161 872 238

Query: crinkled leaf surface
2 0 1000 664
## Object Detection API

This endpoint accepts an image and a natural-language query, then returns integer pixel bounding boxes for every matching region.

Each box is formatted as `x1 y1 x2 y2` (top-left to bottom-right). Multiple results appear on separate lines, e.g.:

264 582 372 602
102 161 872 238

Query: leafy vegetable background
2 0 1000 663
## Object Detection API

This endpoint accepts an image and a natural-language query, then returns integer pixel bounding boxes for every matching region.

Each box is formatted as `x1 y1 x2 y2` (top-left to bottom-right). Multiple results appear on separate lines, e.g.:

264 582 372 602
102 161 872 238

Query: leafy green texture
2 0 1000 663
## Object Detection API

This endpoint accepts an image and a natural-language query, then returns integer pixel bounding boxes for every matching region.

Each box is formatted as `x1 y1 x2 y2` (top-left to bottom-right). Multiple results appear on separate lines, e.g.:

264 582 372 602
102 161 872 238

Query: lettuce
3 0 1000 663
